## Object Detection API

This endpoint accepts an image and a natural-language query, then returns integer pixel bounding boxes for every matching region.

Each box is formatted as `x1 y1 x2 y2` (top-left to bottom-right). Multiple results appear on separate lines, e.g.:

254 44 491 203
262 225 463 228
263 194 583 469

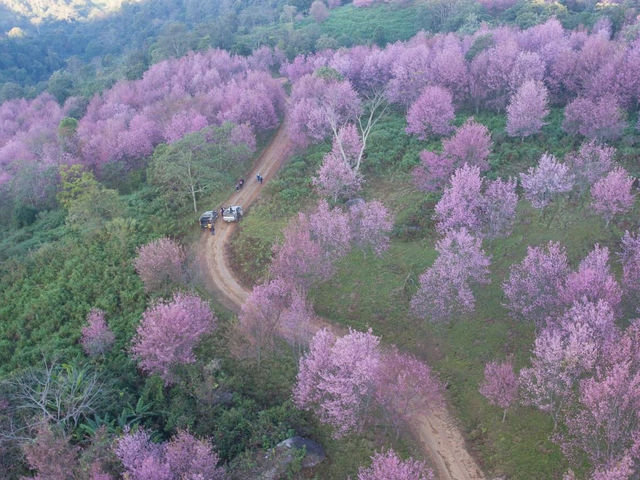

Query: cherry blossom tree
434 164 484 235
375 349 443 435
479 361 518 422
308 199 352 261
412 150 454 193
563 94 627 141
358 449 434 480
503 241 570 324
236 278 292 363
506 80 549 138
165 431 226 480
310 0 329 22
293 328 381 438
21 423 79 480
590 166 634 225
271 213 335 290
482 177 518 239
565 141 615 194
559 320 640 478
441 118 492 172
411 228 491 323
561 244 622 312
405 86 455 139
131 293 216 384
279 289 315 355
520 300 619 428
81 309 115 357
288 74 361 146
620 229 640 299
519 153 574 209
313 127 363 201
434 164 517 238
348 200 393 256
114 429 225 480
133 237 186 293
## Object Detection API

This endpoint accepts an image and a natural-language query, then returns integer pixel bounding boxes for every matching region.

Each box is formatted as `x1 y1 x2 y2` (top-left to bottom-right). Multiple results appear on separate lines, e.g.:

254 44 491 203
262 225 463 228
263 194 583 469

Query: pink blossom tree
348 200 393 256
561 244 622 312
313 151 363 202
358 449 434 480
441 118 492 172
236 278 292 363
562 349 640 478
81 308 115 357
271 213 335 290
279 289 315 355
375 349 443 436
308 199 352 261
563 94 627 141
479 361 518 422
620 229 640 299
133 237 186 293
313 126 363 201
519 153 574 209
310 0 329 22
405 86 455 139
165 430 226 480
131 293 216 384
114 429 225 480
434 164 484 235
506 80 549 138
482 177 518 239
502 241 570 324
287 74 361 146
293 328 381 438
434 164 517 238
410 228 491 323
520 300 619 428
412 150 453 193
22 423 79 480
565 141 615 194
590 166 634 225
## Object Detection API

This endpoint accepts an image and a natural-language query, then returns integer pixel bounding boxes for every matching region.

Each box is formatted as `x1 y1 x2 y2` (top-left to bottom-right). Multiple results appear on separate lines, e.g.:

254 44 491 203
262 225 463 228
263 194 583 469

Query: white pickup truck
222 206 243 222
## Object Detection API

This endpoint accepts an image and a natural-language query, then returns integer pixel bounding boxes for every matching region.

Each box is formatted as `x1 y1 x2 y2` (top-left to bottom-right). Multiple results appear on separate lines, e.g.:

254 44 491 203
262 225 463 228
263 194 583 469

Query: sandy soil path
197 119 486 480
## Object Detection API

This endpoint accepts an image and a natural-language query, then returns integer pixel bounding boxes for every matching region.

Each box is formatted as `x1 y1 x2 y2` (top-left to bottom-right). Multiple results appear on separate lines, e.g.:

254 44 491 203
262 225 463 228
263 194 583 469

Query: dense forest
2 0 640 479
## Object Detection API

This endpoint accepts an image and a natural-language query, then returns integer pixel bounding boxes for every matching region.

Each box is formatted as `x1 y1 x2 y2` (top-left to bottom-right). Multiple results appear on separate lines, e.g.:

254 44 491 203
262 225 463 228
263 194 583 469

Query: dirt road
197 120 485 480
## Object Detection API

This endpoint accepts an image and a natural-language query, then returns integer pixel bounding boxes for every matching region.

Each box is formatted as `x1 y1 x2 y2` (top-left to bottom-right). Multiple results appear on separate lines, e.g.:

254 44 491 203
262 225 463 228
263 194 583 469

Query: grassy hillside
230 107 640 478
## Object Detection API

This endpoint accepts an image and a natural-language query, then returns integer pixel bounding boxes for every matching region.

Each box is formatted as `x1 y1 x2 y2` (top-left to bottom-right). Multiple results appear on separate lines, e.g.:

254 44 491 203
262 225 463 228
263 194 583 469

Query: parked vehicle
222 206 243 222
199 210 218 231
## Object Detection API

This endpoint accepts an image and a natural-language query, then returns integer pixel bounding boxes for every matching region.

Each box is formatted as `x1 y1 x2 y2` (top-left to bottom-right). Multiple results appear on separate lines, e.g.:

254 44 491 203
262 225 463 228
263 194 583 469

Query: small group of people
235 178 245 191
256 173 263 184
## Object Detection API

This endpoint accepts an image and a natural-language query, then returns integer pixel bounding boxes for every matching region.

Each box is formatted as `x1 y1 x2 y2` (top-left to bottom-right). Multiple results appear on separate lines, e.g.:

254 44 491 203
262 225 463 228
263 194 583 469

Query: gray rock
276 436 326 468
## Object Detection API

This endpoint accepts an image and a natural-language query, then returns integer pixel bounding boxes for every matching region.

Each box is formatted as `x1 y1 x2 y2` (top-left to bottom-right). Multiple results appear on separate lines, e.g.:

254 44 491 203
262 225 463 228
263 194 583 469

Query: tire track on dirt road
197 118 486 480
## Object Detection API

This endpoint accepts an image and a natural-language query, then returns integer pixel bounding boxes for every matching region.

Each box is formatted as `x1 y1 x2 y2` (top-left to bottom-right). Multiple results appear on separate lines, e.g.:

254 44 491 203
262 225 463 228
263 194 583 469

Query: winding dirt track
197 120 485 480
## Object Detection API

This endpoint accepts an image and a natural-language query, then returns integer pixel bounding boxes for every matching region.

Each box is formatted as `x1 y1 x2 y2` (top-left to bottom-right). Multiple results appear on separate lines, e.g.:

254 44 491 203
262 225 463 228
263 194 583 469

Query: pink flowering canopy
405 86 455 140
590 166 634 224
411 228 491 323
133 237 186 293
81 308 115 357
434 164 517 238
561 244 622 312
479 361 518 421
506 80 549 138
503 241 570 324
357 449 434 480
565 141 615 193
114 429 225 480
293 328 381 438
131 293 216 384
519 153 574 209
